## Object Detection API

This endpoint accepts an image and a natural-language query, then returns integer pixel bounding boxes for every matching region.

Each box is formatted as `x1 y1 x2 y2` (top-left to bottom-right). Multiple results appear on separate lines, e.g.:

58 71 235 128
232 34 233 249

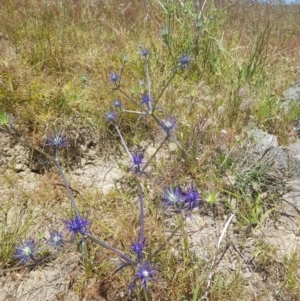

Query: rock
14 163 26 172
281 80 300 111
286 143 300 177
283 81 300 102
249 128 288 177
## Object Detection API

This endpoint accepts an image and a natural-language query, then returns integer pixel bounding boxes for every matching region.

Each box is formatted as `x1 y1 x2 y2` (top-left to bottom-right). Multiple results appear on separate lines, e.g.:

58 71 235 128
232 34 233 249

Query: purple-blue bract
48 230 65 249
13 239 37 265
161 117 176 134
162 185 202 213
140 48 150 57
131 152 144 173
45 131 67 148
110 72 119 83
131 239 145 261
162 186 184 210
184 188 202 211
135 262 156 289
113 99 123 109
105 111 117 123
179 55 192 68
64 215 91 238
141 94 151 105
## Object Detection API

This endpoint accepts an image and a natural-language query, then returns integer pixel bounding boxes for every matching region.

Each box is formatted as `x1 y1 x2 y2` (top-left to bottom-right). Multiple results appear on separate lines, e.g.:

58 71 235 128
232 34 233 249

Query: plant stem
87 233 136 266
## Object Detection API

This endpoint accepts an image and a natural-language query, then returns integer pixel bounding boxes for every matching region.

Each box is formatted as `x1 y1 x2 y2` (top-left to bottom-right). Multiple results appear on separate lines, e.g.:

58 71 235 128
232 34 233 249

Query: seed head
14 239 38 265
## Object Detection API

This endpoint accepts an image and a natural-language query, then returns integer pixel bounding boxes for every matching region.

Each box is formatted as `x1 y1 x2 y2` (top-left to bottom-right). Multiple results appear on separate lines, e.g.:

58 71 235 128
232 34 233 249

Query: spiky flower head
179 55 192 69
162 186 184 212
129 262 156 291
113 99 123 109
141 94 152 112
135 262 156 290
184 187 202 211
161 116 176 135
105 111 117 123
45 131 67 149
131 152 144 173
131 239 145 262
64 215 91 238
110 72 120 83
48 230 65 249
14 239 38 265
140 47 150 57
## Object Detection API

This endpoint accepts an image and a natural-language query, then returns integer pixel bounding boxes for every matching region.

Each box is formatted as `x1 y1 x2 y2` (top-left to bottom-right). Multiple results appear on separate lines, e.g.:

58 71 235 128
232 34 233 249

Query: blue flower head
129 262 156 291
113 99 123 109
179 55 192 69
141 94 152 111
162 186 184 211
48 230 65 249
131 152 144 173
45 131 67 149
110 72 120 83
14 239 38 265
184 187 202 211
161 116 176 135
105 111 117 123
64 215 91 238
136 262 156 290
131 239 145 261
140 47 150 57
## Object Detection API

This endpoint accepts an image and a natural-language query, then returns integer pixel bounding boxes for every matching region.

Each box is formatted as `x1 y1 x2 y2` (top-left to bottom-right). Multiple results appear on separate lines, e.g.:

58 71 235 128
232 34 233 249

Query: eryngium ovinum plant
5 48 203 300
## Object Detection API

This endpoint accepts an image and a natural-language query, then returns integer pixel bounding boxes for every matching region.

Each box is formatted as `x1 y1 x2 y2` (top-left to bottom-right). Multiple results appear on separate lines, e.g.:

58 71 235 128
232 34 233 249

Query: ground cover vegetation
1 0 300 300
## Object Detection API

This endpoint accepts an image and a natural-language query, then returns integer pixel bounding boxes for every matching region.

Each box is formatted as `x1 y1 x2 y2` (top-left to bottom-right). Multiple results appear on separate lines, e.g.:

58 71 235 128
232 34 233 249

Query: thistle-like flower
131 152 144 173
105 111 117 123
184 187 202 211
135 262 156 290
64 215 91 239
113 99 123 109
141 93 151 111
140 47 150 57
48 230 65 249
45 131 67 149
129 262 156 291
14 239 38 265
161 116 176 135
162 186 184 211
179 55 192 69
110 72 120 83
131 239 145 262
